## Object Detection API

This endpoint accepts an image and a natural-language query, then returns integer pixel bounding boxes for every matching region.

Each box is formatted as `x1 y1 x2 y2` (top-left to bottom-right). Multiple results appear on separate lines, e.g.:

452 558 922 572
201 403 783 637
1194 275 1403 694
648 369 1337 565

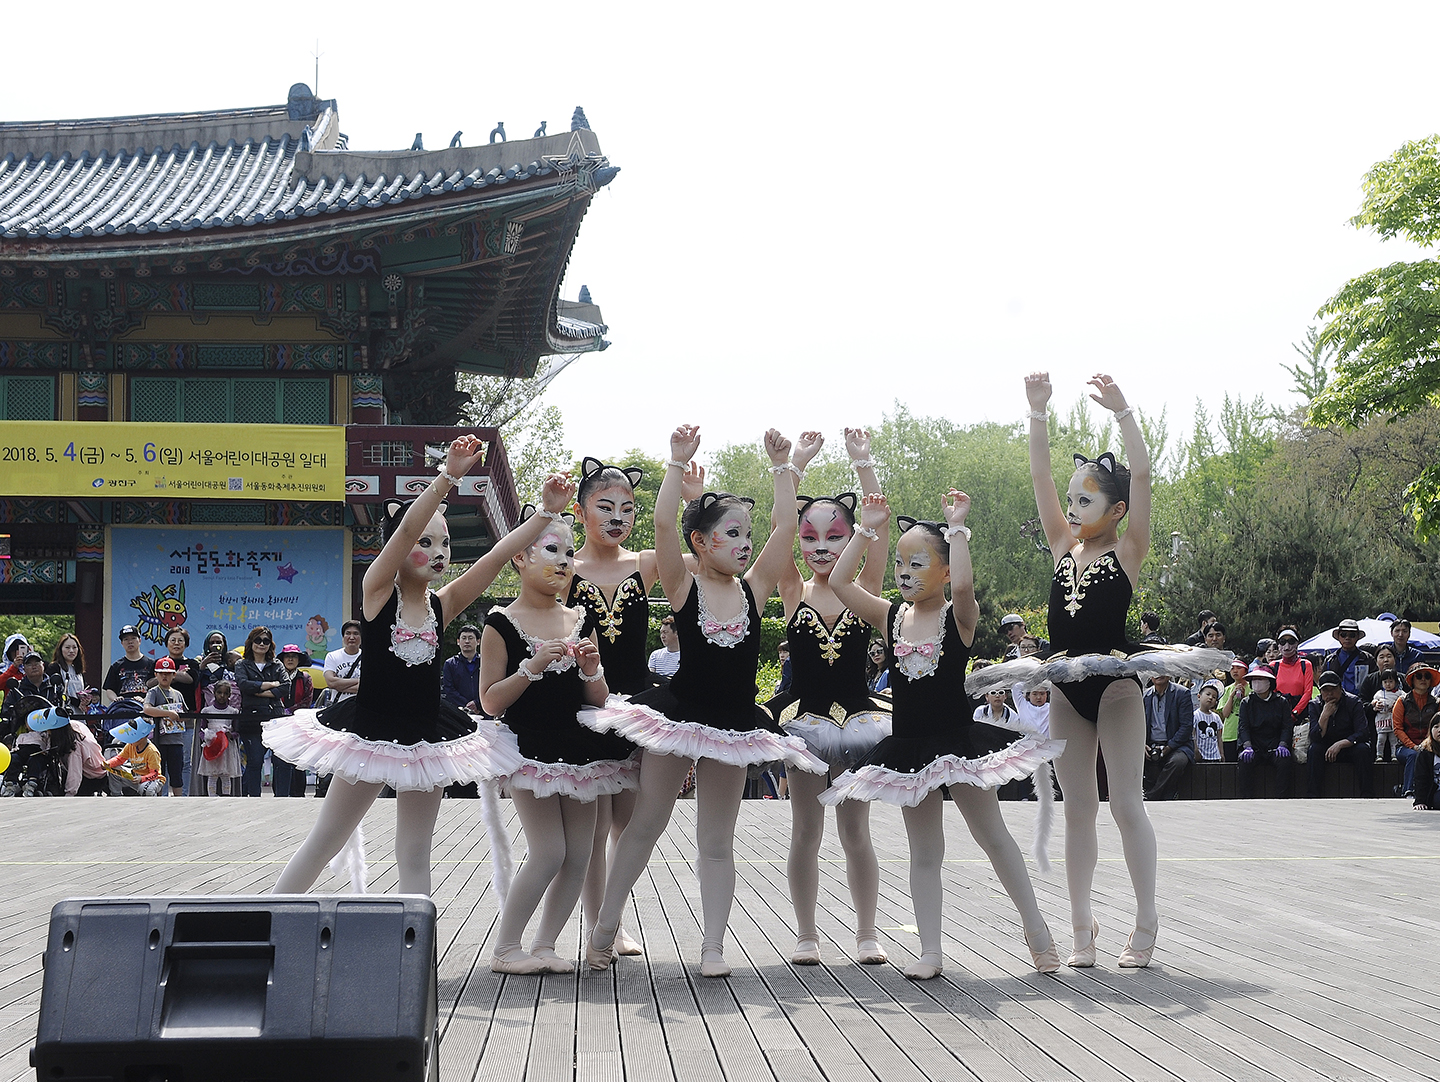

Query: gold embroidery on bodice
1058 552 1119 617
574 576 644 644
794 605 860 665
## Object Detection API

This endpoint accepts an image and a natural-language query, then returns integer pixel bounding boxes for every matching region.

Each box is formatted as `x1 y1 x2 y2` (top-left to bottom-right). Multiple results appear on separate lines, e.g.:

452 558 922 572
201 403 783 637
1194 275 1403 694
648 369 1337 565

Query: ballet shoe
530 948 575 974
699 950 731 978
1026 928 1063 974
903 959 943 981
586 928 617 971
491 951 549 975
1117 923 1157 968
614 928 644 956
1067 920 1099 968
854 935 888 965
791 936 822 966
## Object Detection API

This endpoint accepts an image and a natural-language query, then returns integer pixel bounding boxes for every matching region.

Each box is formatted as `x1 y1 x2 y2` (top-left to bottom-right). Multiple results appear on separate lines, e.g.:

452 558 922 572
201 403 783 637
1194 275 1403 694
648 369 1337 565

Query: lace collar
891 601 949 681
694 578 749 648
496 607 586 673
391 591 439 667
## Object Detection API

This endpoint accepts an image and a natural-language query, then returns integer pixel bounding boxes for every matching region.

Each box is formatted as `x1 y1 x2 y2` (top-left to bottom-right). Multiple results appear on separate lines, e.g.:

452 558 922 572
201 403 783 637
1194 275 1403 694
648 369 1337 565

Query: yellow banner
0 420 346 501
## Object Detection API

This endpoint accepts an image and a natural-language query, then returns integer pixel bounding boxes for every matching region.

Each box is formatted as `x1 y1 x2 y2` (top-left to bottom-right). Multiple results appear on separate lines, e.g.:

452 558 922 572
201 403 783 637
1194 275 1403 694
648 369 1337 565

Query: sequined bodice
786 603 870 712
568 572 651 695
1047 550 1131 654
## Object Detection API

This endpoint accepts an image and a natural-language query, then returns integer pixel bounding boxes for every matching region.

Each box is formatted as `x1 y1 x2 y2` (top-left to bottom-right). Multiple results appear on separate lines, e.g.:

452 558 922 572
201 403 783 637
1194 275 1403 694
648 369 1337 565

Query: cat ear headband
795 492 858 518
382 498 415 523
894 515 942 534
518 504 576 528
581 456 645 490
698 492 756 511
1073 452 1118 473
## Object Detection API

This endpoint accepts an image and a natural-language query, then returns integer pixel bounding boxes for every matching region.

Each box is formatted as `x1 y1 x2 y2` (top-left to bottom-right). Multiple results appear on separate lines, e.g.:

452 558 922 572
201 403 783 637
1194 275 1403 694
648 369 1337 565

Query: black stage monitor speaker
31 895 438 1082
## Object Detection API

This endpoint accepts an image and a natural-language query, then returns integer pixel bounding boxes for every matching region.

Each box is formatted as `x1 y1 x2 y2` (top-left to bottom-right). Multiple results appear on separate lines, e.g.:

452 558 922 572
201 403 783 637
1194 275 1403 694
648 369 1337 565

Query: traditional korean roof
0 86 617 240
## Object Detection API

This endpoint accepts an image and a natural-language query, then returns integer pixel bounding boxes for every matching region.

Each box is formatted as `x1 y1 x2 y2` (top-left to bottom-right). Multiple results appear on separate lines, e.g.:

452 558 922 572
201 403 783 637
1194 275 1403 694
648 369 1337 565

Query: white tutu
965 646 1233 698
505 750 643 802
579 697 827 773
262 710 524 793
781 710 893 773
818 736 1066 808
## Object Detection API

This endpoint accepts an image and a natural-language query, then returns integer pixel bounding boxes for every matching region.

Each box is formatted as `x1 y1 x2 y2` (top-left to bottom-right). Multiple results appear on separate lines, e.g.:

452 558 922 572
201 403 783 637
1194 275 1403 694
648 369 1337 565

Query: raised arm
774 432 823 614
655 425 702 607
439 473 576 623
746 429 800 600
846 428 889 595
1025 373 1070 556
829 494 893 629
942 490 978 646
364 435 486 617
1089 374 1151 578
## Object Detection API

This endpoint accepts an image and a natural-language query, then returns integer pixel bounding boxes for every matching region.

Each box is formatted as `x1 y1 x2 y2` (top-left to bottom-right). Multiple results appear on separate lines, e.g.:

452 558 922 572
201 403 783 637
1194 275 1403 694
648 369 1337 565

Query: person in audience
1237 663 1293 797
274 644 314 796
1258 638 1280 664
1192 681 1224 762
196 680 241 796
647 616 681 681
1203 622 1228 652
1394 663 1439 798
775 641 792 695
196 631 234 709
0 634 32 697
102 625 154 704
1139 611 1166 645
323 621 363 704
48 634 90 712
1217 656 1250 761
1359 644 1400 722
441 624 483 712
1389 618 1424 674
1370 666 1403 763
1324 618 1371 696
1183 610 1217 647
1273 627 1313 726
1142 675 1194 800
1307 669 1374 797
1410 717 1440 810
865 638 889 693
999 613 1028 660
1019 635 1043 657
142 657 187 796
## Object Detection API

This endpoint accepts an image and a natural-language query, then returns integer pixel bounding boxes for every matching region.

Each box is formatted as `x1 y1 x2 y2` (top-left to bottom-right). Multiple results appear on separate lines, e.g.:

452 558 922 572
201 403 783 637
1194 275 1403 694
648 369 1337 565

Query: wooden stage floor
2 796 1435 1082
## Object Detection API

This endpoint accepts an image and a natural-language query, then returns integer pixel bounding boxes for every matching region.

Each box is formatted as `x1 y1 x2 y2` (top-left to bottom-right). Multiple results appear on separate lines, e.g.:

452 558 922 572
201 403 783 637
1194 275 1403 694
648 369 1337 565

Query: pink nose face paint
799 504 850 574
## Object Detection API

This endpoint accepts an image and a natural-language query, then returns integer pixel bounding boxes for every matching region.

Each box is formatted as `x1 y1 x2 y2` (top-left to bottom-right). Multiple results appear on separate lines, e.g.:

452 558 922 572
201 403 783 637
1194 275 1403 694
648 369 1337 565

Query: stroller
0 697 69 798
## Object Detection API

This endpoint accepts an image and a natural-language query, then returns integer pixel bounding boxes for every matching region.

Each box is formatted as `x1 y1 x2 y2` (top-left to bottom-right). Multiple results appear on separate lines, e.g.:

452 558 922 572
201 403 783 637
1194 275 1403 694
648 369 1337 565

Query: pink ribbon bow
702 618 745 637
394 628 439 646
893 642 935 659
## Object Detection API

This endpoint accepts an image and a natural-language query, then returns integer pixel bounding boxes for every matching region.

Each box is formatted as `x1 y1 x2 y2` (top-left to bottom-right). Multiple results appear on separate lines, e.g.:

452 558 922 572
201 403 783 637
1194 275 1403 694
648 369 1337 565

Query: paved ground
2 795 1435 1082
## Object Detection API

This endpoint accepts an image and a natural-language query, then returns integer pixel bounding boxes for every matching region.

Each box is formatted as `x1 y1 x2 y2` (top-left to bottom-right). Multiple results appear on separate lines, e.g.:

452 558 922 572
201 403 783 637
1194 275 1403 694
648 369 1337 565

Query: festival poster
107 527 346 665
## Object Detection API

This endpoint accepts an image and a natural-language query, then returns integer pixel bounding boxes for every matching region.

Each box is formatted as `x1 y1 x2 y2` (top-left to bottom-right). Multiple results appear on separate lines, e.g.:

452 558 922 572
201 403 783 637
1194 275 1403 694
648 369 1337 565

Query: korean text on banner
0 420 345 501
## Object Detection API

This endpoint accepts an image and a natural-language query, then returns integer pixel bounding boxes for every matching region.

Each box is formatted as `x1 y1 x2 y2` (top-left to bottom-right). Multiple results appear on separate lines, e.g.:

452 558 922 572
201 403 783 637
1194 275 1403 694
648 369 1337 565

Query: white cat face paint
403 512 451 582
520 524 575 593
893 529 948 601
798 504 850 576
580 483 635 546
1065 470 1118 540
701 510 753 575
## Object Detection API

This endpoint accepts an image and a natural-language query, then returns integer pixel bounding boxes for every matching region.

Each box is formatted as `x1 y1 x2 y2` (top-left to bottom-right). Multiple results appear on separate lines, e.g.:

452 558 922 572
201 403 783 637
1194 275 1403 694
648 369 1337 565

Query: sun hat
1404 663 1440 689
202 729 230 761
1246 662 1276 683
279 643 303 656
25 702 70 732
109 720 155 744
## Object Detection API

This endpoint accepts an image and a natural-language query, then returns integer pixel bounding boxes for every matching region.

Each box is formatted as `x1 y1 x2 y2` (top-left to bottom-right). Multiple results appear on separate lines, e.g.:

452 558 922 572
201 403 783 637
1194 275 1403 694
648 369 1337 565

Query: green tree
1313 133 1440 535
1284 327 1332 408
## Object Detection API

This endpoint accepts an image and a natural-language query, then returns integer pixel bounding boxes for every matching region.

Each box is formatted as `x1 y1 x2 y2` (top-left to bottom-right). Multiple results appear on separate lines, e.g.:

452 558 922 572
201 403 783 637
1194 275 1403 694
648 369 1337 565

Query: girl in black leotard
765 428 894 967
550 457 700 959
480 509 633 974
820 492 1065 980
969 373 1224 971
268 443 573 897
580 425 825 978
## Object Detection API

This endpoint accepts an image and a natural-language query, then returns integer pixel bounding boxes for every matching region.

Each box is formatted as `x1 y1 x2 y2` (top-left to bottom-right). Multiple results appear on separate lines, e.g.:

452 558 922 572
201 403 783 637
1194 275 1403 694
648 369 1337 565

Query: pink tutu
263 710 524 793
506 748 643 802
579 698 827 774
818 735 1066 807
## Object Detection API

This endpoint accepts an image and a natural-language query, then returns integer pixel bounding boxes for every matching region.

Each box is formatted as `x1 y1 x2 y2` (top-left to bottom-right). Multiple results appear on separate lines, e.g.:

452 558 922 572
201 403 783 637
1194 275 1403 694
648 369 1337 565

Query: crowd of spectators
1 620 354 799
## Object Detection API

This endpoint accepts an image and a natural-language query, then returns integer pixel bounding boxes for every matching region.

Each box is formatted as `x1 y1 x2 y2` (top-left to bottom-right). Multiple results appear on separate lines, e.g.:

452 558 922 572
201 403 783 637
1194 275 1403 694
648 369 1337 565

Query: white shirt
323 648 362 702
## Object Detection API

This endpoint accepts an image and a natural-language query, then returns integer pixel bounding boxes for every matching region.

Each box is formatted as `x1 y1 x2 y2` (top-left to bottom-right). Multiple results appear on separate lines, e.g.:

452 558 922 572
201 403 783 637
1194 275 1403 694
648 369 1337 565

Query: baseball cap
1275 629 1299 643
118 625 140 639
1000 614 1025 629
22 651 43 665
154 656 177 672
1317 669 1342 689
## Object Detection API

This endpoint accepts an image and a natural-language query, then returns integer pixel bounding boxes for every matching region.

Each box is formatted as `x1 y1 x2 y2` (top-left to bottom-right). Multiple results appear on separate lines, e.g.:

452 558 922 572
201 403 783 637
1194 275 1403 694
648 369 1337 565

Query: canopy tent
1296 616 1440 655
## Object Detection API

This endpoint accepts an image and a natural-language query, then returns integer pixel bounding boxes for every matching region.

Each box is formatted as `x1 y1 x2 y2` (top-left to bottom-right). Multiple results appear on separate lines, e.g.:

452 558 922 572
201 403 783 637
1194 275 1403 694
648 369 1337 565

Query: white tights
594 752 746 963
787 768 879 944
1048 678 1158 939
272 778 444 895
570 789 637 937
901 785 1051 969
497 790 598 957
